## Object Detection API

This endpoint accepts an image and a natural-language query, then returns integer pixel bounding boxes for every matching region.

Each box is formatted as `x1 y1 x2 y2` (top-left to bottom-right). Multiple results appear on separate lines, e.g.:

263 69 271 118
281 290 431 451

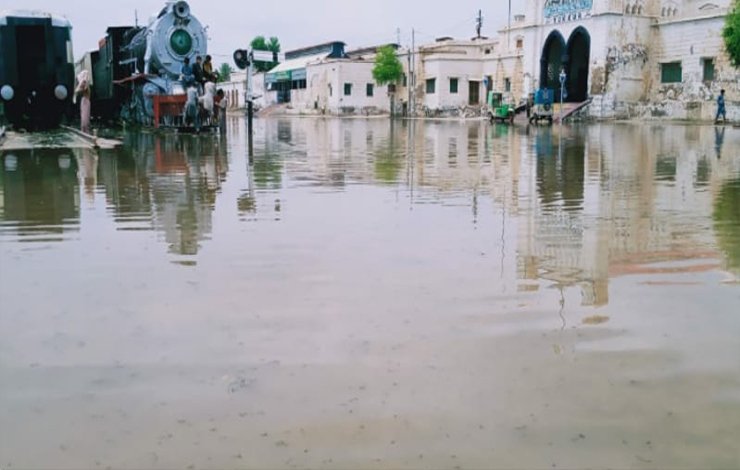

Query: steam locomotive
0 10 75 130
79 0 207 125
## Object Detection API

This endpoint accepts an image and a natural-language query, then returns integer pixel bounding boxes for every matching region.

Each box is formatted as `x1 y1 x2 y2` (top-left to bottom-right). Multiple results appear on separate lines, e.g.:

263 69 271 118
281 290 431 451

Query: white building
261 41 398 116
400 0 736 120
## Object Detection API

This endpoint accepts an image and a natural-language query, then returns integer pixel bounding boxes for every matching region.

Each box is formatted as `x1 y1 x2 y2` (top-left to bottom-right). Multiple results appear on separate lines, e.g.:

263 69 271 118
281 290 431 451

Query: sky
0 0 526 66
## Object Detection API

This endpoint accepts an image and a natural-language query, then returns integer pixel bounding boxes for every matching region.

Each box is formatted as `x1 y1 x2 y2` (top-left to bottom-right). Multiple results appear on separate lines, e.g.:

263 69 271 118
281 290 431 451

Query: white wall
302 59 392 115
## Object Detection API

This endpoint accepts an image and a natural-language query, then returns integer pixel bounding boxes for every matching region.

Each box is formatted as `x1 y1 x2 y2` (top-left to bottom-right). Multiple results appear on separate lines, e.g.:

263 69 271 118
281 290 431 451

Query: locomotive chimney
173 1 190 19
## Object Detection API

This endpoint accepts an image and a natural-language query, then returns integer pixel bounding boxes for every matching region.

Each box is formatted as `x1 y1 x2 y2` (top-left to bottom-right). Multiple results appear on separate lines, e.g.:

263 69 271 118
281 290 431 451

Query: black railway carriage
0 10 74 130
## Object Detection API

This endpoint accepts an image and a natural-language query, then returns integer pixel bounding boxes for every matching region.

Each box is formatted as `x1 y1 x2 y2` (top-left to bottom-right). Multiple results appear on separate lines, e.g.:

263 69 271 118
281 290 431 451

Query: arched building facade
496 0 737 119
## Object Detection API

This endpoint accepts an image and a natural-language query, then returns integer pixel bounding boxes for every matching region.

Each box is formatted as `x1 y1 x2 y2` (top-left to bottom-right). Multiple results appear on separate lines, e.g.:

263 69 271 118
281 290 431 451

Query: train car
0 10 74 130
80 1 207 126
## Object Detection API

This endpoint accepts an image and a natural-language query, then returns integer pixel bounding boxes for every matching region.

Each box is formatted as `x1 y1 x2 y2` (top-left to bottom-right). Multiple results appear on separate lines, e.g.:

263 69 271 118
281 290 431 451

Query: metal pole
247 51 254 159
508 0 511 49
411 28 415 117
559 69 565 124
560 87 563 123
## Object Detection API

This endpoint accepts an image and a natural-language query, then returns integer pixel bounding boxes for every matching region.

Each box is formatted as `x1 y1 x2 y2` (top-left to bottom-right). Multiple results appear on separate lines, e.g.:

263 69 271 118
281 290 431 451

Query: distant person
715 89 726 124
193 56 205 91
181 57 195 87
75 70 91 134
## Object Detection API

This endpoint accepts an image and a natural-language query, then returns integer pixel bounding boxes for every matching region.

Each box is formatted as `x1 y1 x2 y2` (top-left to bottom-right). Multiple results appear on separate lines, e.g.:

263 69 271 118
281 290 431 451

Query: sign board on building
544 0 593 23
252 50 286 63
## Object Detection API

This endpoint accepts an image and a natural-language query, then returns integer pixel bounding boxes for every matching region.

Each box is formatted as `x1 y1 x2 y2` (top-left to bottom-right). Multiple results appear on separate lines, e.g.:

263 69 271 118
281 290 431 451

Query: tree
372 46 403 116
723 0 740 66
250 35 282 72
218 63 233 82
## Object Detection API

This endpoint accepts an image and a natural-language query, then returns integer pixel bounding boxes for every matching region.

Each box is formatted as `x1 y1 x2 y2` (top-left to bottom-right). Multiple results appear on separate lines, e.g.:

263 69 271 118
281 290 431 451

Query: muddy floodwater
1 119 739 469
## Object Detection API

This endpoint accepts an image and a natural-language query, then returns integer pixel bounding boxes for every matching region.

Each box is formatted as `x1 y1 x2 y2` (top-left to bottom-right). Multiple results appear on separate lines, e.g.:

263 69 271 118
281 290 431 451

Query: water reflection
1 120 739 291
2 120 740 469
714 178 740 273
114 133 228 257
0 149 80 242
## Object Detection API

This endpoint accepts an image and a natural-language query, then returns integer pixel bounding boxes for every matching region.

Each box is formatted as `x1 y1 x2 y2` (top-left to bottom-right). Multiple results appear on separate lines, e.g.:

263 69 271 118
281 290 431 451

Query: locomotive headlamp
1 85 14 101
170 29 193 56
54 85 68 100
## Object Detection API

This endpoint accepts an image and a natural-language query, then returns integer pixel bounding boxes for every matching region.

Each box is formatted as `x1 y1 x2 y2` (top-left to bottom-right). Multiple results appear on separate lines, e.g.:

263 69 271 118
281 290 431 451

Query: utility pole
508 0 512 49
411 28 415 117
396 27 401 45
246 51 254 158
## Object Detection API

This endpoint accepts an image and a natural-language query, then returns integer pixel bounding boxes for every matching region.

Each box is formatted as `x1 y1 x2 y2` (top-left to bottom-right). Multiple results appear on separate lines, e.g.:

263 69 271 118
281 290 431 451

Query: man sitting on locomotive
193 56 205 92
181 57 195 88
203 55 218 83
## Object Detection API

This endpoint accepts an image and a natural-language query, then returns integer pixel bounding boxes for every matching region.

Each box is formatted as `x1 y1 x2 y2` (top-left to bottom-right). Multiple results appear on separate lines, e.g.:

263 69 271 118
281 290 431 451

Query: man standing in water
75 70 91 134
715 89 726 124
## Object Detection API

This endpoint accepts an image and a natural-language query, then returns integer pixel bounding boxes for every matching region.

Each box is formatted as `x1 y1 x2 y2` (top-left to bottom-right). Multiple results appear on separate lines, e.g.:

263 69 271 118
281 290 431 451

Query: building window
702 58 715 82
449 78 459 94
504 77 511 92
516 38 523 49
403 74 408 87
660 62 682 83
426 78 436 94
344 83 352 96
366 83 374 97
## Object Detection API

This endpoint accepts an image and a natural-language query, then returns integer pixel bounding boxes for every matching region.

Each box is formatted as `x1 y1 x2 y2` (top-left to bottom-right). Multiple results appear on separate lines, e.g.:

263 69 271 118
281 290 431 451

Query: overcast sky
0 0 526 65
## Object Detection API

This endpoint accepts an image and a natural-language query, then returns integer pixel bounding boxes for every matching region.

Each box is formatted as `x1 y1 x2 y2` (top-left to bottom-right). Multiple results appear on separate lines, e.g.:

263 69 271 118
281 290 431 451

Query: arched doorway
565 27 590 102
539 31 566 102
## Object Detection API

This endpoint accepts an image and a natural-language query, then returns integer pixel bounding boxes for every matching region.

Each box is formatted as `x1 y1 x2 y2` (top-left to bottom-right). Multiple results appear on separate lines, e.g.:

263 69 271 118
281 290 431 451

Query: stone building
395 38 498 116
405 0 736 120
256 41 397 115
507 0 736 120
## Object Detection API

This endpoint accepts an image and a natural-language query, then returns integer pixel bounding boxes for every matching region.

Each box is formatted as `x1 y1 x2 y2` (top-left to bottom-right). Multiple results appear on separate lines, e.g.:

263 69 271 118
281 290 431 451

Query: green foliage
250 35 281 72
723 0 740 67
372 46 403 87
218 63 233 82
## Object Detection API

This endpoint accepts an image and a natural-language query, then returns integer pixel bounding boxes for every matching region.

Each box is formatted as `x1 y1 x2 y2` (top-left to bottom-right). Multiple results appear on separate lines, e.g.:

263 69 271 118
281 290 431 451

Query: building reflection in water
713 177 740 274
1 120 737 290
0 149 80 242
260 119 739 306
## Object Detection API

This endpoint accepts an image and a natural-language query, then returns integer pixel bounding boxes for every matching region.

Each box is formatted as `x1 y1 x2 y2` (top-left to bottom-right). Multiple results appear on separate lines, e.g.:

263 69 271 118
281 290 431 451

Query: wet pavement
1 118 739 469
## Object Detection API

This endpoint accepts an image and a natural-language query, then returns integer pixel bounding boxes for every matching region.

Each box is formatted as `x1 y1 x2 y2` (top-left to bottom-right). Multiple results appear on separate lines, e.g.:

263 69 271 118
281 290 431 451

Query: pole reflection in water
0 120 739 470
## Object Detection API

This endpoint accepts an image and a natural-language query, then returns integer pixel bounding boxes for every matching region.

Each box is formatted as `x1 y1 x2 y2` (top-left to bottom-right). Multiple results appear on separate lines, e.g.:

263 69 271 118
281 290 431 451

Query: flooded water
1 118 739 469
